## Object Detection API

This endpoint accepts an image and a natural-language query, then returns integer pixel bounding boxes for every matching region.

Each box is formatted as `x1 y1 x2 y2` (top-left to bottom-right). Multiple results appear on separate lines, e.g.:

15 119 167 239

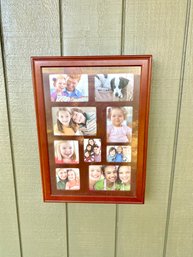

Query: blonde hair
55 141 77 161
68 74 81 82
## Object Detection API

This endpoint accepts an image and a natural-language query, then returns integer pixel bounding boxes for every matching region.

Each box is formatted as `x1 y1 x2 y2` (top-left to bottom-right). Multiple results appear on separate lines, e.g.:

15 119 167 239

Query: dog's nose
115 93 118 97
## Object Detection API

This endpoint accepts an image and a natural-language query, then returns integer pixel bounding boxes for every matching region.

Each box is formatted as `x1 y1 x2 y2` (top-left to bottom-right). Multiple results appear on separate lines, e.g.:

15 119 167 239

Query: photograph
95 73 134 102
106 106 132 143
54 140 79 164
56 168 80 190
107 145 131 162
84 138 101 162
49 74 88 102
52 107 97 136
90 165 131 191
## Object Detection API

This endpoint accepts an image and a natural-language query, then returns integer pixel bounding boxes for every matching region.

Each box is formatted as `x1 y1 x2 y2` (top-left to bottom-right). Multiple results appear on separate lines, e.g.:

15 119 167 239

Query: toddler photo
106 106 132 143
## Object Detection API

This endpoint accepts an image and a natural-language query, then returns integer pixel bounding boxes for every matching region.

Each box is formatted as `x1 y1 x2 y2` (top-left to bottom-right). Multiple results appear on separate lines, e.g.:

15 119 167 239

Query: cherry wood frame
31 55 152 204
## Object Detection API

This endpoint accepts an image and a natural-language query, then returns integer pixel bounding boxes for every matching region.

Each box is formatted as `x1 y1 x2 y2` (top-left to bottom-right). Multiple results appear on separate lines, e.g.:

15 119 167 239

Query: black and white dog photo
95 73 133 101
110 77 130 99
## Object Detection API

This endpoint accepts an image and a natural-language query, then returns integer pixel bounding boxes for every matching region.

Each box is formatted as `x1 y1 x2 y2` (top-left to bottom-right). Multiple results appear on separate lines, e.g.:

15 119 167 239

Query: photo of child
49 74 88 102
89 165 103 190
56 168 68 190
107 145 131 162
117 166 131 191
56 168 80 190
65 169 80 190
95 73 134 102
52 107 78 136
93 165 120 191
84 139 101 163
106 106 132 143
71 107 97 135
54 140 79 164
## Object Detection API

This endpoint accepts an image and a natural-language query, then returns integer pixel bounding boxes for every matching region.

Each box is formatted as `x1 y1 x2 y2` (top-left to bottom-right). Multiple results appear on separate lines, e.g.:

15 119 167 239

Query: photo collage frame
32 56 152 203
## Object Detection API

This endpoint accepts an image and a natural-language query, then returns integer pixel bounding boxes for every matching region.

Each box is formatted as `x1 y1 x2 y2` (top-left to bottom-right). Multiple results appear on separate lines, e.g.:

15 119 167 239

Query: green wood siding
0 1 192 257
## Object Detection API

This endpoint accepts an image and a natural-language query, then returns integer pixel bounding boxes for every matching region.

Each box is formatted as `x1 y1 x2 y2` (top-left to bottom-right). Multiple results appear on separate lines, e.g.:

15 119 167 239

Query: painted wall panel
61 1 122 257
62 0 122 55
0 40 20 257
117 1 187 257
1 1 67 257
166 3 193 257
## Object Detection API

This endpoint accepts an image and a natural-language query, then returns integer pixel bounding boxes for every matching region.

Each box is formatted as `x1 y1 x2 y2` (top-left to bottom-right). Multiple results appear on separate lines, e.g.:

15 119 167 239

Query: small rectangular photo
54 140 79 164
95 73 134 102
107 145 131 162
84 138 101 162
106 106 132 143
90 165 131 191
56 168 80 190
49 74 88 102
52 107 97 136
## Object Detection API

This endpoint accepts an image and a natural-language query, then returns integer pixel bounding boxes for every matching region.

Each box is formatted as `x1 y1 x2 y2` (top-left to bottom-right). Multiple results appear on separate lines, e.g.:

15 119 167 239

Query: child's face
104 166 117 183
67 170 76 180
72 111 86 124
89 140 94 145
60 142 74 159
119 166 131 184
89 166 102 181
58 169 67 180
110 149 116 156
85 151 89 157
55 78 66 92
58 110 71 126
66 78 79 92
87 145 92 151
111 109 124 127
94 147 100 155
117 147 122 153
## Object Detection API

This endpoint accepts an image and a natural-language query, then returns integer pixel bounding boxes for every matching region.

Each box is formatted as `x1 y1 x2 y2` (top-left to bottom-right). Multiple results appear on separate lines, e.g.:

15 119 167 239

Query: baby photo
95 73 134 102
56 168 80 190
106 106 132 143
107 145 131 162
54 140 79 164
52 107 97 136
89 165 131 191
84 138 101 162
49 73 88 102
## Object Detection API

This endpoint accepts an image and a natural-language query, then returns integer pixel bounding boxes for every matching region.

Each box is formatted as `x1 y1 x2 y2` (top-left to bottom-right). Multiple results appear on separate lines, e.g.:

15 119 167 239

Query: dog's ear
119 77 129 88
110 78 115 90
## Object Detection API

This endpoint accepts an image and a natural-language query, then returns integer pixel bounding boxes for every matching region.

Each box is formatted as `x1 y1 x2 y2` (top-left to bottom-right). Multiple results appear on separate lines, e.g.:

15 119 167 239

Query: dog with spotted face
110 77 130 98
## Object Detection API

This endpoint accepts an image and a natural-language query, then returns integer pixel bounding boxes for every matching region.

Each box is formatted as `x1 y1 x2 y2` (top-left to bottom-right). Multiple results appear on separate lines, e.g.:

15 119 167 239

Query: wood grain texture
0 39 21 257
166 3 193 257
61 0 122 55
116 1 187 257
61 1 122 257
1 1 67 257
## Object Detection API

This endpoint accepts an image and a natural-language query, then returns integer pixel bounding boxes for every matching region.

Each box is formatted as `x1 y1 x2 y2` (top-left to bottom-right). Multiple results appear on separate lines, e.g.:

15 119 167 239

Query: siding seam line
162 1 192 256
0 3 23 257
59 2 69 257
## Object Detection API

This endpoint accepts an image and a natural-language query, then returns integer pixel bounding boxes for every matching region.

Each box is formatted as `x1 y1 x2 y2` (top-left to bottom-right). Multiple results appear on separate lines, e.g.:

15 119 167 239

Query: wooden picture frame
31 55 152 204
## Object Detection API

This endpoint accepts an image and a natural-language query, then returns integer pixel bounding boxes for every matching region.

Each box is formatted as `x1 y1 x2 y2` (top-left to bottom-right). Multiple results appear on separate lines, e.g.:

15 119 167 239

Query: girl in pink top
107 107 132 143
